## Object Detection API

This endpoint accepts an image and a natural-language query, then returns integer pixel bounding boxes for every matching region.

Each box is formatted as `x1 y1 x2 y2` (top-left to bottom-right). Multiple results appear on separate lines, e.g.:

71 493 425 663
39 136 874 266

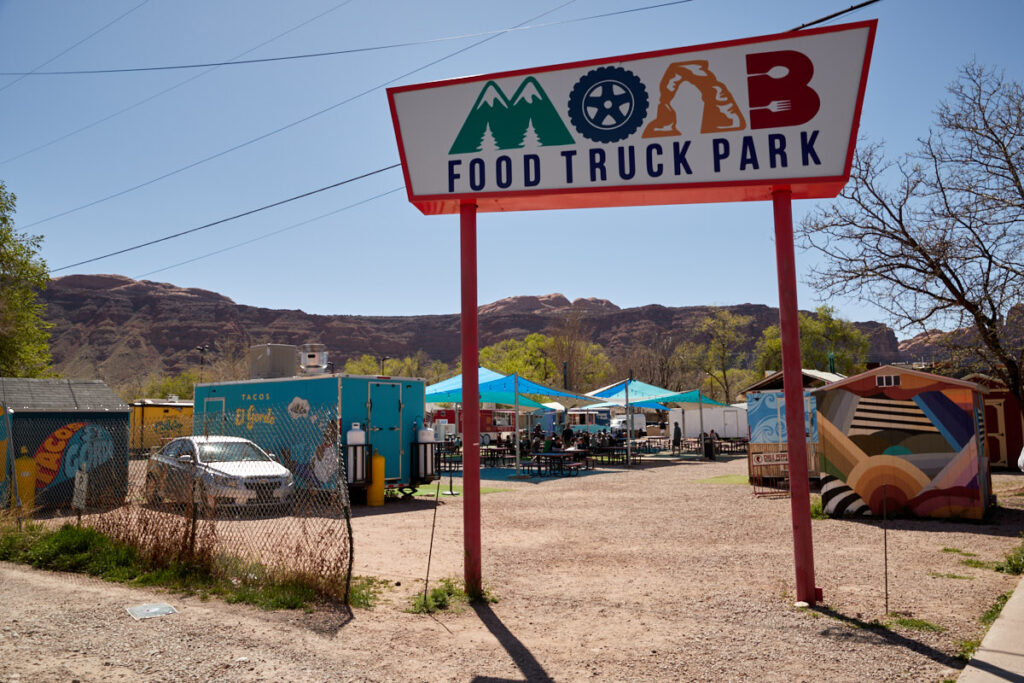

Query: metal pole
883 483 889 615
772 189 818 605
514 373 521 476
625 379 631 467
698 390 705 449
459 201 482 598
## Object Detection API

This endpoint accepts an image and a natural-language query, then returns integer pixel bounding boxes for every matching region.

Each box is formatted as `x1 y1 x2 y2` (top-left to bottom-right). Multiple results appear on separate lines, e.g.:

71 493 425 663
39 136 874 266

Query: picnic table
479 445 515 467
524 450 591 476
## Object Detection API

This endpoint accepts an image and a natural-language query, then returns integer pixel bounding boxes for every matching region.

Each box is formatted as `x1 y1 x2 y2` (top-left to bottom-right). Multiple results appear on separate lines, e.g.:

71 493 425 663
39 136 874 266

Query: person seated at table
580 431 591 450
543 434 554 452
551 436 563 450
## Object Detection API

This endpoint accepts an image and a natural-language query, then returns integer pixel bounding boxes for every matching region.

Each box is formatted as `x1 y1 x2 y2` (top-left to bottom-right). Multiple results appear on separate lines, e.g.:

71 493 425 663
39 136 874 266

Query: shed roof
741 369 846 394
814 365 987 395
0 378 129 413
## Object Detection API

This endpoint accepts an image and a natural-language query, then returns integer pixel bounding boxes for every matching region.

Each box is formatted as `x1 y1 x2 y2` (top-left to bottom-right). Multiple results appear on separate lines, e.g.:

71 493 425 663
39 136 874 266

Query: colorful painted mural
813 366 991 520
747 391 819 444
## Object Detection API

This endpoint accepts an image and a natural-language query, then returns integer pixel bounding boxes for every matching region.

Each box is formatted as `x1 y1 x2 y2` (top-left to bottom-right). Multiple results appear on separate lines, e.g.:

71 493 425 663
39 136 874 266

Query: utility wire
52 164 400 273
0 0 152 93
22 0 587 230
134 186 404 278
1 0 356 166
790 0 880 31
2 1 693 77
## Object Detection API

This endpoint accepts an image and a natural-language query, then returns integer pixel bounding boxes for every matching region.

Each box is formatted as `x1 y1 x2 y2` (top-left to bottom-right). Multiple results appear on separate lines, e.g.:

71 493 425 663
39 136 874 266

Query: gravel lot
2 454 1023 682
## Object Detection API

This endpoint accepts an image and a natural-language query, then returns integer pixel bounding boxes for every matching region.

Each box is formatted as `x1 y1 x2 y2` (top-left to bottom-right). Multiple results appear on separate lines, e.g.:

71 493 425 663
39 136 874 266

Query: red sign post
390 20 876 604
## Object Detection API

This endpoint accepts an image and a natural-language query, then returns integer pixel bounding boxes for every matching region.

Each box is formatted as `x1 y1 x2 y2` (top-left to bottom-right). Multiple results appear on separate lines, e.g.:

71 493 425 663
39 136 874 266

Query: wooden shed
811 366 992 519
962 374 1023 470
1 378 129 511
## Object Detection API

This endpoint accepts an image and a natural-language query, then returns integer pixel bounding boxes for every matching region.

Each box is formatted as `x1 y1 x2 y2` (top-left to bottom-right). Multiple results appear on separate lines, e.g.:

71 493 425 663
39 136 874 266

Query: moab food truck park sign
388 20 876 214
388 20 876 605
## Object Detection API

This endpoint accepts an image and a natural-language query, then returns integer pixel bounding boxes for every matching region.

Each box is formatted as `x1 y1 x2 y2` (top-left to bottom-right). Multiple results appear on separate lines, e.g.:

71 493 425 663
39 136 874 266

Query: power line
2 2 693 77
1 0 357 166
52 164 400 273
790 0 881 31
22 0 589 230
0 0 152 93
134 186 404 279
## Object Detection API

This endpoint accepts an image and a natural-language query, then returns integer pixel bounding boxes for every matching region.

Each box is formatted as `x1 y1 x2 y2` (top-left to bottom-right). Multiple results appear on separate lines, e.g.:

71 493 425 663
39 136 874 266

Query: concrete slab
959 575 1024 682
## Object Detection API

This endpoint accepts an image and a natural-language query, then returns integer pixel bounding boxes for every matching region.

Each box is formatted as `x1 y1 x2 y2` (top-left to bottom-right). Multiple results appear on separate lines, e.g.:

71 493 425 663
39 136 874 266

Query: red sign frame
388 20 876 215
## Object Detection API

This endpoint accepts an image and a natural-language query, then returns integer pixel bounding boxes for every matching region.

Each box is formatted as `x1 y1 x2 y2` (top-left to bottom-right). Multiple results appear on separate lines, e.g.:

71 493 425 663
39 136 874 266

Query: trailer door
368 382 402 482
201 397 226 435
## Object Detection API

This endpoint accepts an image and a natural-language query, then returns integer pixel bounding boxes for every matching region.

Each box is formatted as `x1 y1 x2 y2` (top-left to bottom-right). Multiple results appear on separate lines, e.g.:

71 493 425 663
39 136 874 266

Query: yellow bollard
367 450 385 507
14 446 36 514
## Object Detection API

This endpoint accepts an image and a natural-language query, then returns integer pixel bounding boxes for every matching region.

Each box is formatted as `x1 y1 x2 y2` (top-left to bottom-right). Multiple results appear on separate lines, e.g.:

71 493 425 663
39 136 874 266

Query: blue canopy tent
587 379 729 461
426 367 594 476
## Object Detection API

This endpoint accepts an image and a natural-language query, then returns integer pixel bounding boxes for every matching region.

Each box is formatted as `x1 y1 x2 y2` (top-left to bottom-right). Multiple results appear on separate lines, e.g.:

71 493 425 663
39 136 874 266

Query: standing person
672 421 682 455
562 423 574 448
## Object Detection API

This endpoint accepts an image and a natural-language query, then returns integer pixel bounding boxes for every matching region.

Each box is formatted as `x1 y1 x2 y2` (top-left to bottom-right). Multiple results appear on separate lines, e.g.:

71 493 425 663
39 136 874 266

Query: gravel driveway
2 454 1022 682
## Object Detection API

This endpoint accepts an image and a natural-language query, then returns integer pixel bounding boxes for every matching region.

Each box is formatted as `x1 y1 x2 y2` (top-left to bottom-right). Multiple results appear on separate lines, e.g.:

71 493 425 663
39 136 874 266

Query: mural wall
2 409 129 510
814 369 990 519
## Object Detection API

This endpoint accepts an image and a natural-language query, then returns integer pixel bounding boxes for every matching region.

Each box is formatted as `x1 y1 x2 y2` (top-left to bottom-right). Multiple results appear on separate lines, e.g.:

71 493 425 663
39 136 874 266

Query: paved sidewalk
959 575 1024 682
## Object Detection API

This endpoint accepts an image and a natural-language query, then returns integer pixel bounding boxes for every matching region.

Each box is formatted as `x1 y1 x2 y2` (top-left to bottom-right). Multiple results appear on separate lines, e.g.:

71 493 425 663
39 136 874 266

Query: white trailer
668 405 747 439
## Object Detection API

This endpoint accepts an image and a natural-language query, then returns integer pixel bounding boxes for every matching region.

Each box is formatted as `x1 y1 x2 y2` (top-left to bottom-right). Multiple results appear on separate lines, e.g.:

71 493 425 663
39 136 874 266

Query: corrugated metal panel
0 378 128 413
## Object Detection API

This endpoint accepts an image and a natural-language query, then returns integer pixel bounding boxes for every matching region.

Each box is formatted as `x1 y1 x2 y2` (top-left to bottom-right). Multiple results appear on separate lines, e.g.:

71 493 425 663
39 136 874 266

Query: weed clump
996 533 1024 575
409 577 497 614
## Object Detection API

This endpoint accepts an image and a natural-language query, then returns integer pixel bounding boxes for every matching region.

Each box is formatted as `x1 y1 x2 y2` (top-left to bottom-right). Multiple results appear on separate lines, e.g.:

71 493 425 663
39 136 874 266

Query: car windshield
198 441 271 463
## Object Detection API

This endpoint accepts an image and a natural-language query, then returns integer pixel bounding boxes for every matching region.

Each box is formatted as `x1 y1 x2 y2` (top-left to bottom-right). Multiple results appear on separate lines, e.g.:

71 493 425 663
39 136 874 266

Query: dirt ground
2 454 1023 682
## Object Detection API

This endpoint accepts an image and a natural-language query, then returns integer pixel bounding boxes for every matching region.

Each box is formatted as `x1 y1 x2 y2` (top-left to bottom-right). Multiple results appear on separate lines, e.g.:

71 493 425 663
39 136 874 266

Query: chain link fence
3 408 353 600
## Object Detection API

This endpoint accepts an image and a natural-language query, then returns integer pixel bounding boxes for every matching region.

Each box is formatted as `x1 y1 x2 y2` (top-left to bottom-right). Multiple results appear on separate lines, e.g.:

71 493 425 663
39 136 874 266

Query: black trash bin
702 437 716 460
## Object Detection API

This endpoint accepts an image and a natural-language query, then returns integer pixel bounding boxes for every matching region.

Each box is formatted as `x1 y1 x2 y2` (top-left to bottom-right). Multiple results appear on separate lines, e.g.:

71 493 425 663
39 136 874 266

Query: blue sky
1 0 1021 333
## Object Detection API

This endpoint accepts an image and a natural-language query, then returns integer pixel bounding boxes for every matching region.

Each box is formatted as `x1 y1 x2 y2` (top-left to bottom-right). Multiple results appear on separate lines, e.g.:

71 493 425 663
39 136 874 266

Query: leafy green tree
344 354 382 375
344 352 451 383
755 305 868 375
138 369 201 401
480 333 557 384
0 182 52 377
693 308 753 404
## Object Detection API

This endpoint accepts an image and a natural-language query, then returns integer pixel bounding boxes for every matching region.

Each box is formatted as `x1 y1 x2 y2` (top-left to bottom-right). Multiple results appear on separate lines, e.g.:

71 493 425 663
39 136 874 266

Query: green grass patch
810 495 829 520
413 485 510 497
408 576 497 614
981 592 1011 627
927 572 974 580
960 558 999 571
942 547 977 557
0 520 323 611
957 638 981 662
695 474 749 485
996 533 1024 575
888 616 944 632
348 575 390 609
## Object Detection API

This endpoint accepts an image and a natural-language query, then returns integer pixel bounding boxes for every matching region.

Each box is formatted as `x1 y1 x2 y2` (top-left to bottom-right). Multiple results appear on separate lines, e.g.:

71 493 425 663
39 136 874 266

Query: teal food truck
193 373 435 494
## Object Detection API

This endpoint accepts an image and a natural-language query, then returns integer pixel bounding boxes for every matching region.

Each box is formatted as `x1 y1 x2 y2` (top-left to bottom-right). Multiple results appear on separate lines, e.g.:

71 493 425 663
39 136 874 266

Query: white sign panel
72 469 88 510
388 20 876 215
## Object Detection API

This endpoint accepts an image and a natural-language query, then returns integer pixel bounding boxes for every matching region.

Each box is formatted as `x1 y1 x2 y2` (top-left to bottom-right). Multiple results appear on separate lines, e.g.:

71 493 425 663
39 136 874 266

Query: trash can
702 437 716 460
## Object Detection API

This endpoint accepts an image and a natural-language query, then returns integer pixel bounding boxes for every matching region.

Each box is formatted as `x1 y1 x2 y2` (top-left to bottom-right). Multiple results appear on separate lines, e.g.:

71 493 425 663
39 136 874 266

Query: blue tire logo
567 67 649 143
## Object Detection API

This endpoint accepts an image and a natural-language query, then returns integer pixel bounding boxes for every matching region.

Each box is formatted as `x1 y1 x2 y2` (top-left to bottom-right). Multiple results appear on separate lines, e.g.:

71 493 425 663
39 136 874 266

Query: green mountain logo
449 77 574 154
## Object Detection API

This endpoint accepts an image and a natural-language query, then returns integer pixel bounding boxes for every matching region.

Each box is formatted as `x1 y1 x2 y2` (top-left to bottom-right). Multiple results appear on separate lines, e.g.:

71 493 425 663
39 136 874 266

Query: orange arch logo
643 61 746 137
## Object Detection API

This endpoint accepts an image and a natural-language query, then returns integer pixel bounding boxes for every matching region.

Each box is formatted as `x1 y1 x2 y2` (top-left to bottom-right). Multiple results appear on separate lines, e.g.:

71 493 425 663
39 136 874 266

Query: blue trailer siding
194 376 341 490
195 374 430 490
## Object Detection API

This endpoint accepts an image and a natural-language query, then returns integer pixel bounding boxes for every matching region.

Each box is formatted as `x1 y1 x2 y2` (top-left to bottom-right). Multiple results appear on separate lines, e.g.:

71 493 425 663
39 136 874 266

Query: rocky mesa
40 274 903 387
